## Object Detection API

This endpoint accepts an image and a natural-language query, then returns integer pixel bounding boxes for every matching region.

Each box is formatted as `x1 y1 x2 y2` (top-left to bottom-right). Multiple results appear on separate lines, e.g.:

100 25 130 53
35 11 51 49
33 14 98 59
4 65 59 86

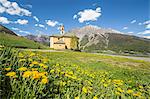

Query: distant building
50 25 78 49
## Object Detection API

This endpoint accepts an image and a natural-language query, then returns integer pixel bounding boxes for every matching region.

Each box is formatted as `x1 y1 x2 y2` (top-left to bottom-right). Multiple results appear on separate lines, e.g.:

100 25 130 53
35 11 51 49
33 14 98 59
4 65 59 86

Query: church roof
50 33 78 38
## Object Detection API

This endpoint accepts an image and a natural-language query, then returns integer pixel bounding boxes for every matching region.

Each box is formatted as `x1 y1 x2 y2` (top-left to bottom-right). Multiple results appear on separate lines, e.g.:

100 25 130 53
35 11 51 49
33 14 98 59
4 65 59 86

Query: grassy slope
39 51 150 83
0 33 48 49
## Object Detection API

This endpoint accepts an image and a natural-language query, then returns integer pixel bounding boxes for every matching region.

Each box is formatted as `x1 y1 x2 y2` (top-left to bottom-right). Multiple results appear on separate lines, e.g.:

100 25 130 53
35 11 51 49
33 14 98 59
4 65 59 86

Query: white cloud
33 16 39 22
0 5 5 13
138 30 150 35
11 27 30 35
143 36 150 39
143 20 150 25
123 27 128 30
0 16 10 24
46 20 58 27
35 24 44 28
19 30 30 34
35 24 47 30
0 0 31 16
15 19 28 25
142 20 150 29
74 7 101 23
146 24 150 29
128 31 133 34
73 15 77 19
131 20 136 24
138 23 142 25
11 27 20 31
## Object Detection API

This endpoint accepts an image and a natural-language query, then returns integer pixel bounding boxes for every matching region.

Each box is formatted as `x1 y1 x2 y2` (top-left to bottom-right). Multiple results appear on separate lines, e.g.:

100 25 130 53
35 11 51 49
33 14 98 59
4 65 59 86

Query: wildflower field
0 47 150 99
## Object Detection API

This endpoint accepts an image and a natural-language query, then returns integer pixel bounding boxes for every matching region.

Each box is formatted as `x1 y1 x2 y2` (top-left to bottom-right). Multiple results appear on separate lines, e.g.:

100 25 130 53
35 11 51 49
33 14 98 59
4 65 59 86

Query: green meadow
0 48 150 98
0 33 47 49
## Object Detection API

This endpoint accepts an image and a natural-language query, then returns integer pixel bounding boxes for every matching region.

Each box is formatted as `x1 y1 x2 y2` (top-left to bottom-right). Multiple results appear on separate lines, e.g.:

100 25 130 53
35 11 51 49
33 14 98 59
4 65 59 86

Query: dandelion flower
82 86 88 93
93 96 98 99
30 53 35 57
103 84 108 87
133 92 141 97
5 68 11 71
41 77 48 84
117 87 124 93
32 71 40 79
23 71 32 78
18 67 27 71
6 72 16 77
127 89 133 94
74 96 79 99
39 63 45 67
32 61 38 65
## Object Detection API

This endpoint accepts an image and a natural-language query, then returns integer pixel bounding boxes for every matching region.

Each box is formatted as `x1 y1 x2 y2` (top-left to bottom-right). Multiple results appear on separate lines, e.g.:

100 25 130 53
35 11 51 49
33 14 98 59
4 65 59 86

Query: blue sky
0 0 150 38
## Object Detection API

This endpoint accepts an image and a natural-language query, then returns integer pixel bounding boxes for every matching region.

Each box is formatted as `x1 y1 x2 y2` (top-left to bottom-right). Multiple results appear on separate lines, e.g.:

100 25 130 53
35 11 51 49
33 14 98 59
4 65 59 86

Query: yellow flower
39 72 48 78
139 85 143 89
6 72 16 77
29 64 34 67
133 92 141 97
41 77 48 84
68 71 73 75
93 96 98 99
18 67 27 71
70 75 77 79
32 71 40 79
117 87 124 93
113 80 123 85
127 89 133 94
23 71 32 78
32 61 38 65
29 53 35 57
74 96 79 99
5 68 11 71
39 63 45 67
31 68 38 71
101 79 105 83
19 53 24 58
103 84 108 87
82 86 88 93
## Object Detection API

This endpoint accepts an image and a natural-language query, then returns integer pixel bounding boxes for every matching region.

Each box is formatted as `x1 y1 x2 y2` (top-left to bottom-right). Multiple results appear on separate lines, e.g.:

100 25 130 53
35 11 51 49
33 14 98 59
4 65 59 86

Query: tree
70 36 79 50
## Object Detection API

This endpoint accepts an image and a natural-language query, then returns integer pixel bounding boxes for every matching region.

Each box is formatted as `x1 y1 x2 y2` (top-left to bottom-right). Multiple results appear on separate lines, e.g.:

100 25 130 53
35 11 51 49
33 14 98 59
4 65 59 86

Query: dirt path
98 54 150 62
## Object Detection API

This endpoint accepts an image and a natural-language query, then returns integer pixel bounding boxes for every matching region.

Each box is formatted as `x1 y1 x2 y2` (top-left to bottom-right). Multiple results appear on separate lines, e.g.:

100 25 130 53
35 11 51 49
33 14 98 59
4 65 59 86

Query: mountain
0 24 17 36
0 25 47 49
69 25 150 54
25 34 49 46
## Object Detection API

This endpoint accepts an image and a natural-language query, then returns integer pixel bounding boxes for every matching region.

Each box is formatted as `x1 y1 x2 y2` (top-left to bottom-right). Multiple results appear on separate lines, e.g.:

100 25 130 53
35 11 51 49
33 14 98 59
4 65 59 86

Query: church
50 25 79 50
